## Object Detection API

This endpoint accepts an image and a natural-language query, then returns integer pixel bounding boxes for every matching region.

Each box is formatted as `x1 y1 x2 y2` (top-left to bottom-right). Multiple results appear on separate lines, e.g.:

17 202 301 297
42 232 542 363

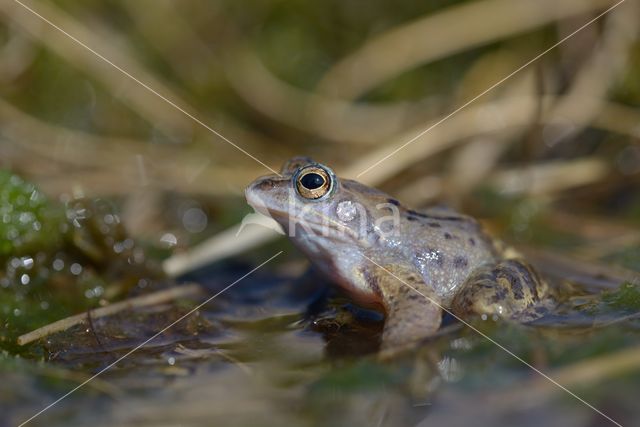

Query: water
3 260 639 427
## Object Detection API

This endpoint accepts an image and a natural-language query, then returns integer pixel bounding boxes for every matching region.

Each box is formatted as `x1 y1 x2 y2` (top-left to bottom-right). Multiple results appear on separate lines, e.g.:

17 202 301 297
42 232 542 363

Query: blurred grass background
0 0 638 263
1 1 640 426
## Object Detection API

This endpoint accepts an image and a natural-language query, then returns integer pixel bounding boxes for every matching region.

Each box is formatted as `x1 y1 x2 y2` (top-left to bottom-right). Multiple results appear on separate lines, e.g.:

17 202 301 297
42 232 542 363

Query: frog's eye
295 166 332 200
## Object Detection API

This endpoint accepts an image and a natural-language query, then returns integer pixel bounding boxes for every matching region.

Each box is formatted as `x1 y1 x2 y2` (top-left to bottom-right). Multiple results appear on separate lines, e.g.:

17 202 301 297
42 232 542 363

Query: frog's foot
451 259 554 322
376 265 443 353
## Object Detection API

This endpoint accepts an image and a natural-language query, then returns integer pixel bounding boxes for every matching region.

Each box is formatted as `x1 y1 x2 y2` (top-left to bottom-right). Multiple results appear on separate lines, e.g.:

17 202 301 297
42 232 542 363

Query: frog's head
245 157 400 255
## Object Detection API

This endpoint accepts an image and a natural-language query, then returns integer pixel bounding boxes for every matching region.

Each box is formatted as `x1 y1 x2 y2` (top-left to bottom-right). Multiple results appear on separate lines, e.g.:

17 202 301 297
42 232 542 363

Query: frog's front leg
451 259 553 321
375 265 443 351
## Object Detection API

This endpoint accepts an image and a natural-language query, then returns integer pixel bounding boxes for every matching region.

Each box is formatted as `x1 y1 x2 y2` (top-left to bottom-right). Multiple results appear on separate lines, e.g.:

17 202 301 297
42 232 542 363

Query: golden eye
295 166 332 200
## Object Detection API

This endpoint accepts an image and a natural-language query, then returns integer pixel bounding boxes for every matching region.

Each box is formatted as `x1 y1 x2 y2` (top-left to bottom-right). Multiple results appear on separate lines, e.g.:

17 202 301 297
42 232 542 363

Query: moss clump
0 171 65 259
602 282 640 312
0 170 161 353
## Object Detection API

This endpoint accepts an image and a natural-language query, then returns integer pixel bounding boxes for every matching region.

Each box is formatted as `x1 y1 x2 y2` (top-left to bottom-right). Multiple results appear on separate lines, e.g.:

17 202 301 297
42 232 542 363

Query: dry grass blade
494 344 640 408
0 0 194 139
164 223 278 277
343 97 640 185
0 96 146 168
17 284 203 346
546 0 638 145
343 95 537 185
316 0 616 100
0 0 280 175
398 157 610 207
489 157 609 196
226 48 440 144
521 247 639 290
0 98 263 197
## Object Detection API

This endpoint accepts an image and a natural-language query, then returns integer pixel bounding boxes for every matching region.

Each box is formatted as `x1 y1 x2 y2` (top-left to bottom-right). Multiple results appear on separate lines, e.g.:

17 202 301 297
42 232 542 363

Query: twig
17 283 203 346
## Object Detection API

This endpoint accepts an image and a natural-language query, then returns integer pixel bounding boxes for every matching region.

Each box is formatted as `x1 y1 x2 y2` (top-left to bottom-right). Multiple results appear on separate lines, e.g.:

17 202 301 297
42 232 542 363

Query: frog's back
394 206 498 304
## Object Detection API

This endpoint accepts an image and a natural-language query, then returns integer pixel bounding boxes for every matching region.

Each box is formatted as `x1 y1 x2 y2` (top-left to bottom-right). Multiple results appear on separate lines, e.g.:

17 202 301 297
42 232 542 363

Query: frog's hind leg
451 259 554 322
376 265 443 352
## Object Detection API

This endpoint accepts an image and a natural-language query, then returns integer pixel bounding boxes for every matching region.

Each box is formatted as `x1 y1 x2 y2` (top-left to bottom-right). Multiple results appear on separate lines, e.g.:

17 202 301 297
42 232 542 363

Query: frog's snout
249 177 276 193
245 177 276 215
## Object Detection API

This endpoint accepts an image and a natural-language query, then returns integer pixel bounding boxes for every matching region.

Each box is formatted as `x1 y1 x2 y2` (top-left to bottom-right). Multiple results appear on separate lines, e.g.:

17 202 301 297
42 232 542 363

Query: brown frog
245 157 553 350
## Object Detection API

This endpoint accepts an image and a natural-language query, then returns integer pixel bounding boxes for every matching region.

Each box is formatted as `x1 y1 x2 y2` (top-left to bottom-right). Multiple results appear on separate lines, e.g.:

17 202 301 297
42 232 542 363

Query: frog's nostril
255 178 274 191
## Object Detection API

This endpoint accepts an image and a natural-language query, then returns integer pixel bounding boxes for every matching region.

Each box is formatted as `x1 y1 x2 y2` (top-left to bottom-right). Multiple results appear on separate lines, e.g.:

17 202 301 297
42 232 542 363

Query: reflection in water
4 267 639 427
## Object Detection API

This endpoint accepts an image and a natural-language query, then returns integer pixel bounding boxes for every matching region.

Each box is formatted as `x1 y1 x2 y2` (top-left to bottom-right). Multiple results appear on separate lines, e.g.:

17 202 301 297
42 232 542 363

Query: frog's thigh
451 259 550 319
377 266 442 350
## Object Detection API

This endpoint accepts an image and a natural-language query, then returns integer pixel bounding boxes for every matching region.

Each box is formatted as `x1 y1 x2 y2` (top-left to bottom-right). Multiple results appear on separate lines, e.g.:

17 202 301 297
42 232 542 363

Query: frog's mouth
245 185 284 219
245 180 361 243
254 206 358 243
249 198 357 242
244 186 299 236
289 212 360 241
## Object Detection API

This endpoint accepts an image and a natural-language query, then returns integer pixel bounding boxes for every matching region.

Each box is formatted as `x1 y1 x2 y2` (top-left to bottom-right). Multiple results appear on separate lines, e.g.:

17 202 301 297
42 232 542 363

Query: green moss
602 282 640 312
0 171 161 353
309 360 402 393
0 170 65 259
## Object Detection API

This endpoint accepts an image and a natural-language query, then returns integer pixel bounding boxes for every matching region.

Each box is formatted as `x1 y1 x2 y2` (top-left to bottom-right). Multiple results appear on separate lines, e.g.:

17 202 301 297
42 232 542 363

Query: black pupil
300 172 325 190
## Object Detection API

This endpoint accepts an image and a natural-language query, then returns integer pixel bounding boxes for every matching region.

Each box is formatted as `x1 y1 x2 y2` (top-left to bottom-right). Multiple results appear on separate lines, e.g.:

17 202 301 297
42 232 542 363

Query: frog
245 157 554 351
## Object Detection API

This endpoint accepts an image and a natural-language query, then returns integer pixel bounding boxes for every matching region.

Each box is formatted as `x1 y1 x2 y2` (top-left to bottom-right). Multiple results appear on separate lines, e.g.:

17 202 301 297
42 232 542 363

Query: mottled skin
246 157 553 350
